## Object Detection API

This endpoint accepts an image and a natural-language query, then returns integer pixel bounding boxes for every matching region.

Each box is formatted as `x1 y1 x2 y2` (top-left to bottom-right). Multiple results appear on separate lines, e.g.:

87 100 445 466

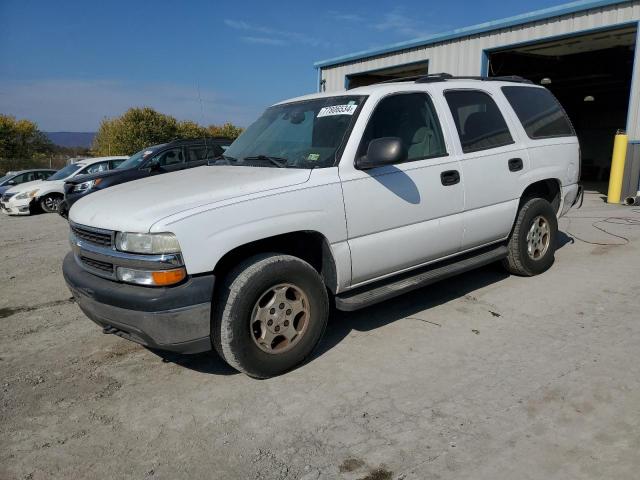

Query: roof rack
371 72 533 87
167 137 232 145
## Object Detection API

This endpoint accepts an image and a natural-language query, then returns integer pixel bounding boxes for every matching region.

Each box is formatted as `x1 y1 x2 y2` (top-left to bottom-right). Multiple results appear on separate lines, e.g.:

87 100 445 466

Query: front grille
80 255 114 274
71 224 113 248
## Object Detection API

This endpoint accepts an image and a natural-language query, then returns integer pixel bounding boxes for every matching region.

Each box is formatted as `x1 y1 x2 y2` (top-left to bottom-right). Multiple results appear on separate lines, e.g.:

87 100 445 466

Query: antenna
196 81 209 159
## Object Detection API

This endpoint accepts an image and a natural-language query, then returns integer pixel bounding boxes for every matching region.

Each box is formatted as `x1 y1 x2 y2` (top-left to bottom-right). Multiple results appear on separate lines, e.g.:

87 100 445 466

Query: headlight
15 189 39 200
116 266 186 286
73 179 101 193
115 232 181 254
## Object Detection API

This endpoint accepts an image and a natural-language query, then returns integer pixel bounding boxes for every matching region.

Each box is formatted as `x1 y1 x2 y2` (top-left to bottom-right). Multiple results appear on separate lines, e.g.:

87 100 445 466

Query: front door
339 92 465 286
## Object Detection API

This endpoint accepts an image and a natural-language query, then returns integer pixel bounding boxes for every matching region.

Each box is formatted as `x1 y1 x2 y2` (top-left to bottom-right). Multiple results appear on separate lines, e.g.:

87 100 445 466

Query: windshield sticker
317 105 357 117
307 153 320 161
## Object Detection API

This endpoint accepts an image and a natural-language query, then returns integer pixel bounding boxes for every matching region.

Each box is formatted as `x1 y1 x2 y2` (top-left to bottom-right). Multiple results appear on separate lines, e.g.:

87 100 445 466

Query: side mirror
356 137 407 170
7 180 16 186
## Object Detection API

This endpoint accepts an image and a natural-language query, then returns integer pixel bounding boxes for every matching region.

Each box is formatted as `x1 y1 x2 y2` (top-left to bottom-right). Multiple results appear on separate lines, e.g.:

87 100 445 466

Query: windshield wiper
208 154 239 166
243 155 288 168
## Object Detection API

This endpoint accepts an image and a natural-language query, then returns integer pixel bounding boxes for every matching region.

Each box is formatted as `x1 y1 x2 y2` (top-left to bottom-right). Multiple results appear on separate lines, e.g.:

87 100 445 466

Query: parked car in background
1 157 127 215
60 138 232 218
0 169 57 200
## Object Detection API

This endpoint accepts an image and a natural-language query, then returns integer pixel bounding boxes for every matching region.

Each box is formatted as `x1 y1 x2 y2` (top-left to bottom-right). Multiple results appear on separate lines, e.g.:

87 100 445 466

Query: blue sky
0 0 564 131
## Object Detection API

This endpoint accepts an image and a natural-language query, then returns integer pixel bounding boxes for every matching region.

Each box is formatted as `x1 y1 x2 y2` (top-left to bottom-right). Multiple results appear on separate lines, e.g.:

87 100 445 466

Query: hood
4 179 46 195
69 165 311 231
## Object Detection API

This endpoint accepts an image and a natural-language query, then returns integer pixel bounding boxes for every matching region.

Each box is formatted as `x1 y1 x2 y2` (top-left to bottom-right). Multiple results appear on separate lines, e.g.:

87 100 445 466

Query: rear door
443 88 529 250
185 144 223 169
109 159 125 169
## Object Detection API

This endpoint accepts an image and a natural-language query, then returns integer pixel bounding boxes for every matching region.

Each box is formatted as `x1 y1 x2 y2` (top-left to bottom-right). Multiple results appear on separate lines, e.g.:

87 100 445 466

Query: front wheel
502 197 558 276
40 194 63 213
212 253 329 378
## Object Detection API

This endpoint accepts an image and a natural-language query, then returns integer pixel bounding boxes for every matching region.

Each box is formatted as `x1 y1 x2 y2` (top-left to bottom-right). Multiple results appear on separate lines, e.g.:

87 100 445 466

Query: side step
335 244 508 311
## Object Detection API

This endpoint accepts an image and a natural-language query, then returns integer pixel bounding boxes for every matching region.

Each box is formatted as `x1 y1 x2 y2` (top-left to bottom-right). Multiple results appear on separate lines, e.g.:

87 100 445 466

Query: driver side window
154 148 184 167
358 92 448 162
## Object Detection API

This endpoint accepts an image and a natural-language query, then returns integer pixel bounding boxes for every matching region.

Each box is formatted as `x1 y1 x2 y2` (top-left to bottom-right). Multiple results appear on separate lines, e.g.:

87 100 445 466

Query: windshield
117 145 164 169
0 175 11 185
222 95 367 169
48 164 82 181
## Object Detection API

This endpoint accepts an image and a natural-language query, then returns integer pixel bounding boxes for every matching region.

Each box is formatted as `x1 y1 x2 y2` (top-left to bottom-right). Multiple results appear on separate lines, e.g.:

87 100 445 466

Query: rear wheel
212 253 329 378
502 197 558 276
40 194 63 213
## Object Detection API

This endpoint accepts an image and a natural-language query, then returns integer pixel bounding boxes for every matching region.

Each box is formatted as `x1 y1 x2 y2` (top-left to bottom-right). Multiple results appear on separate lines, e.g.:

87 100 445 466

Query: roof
167 137 233 146
75 156 129 165
277 76 544 105
5 169 57 175
314 0 632 68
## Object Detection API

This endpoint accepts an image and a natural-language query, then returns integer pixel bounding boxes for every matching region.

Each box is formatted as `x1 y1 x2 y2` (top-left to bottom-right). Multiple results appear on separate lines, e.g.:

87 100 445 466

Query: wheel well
40 192 63 199
213 231 338 293
520 179 561 213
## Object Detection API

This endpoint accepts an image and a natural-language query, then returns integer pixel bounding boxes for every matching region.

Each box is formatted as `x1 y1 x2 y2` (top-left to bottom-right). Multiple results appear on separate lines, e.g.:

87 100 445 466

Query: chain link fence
0 157 73 175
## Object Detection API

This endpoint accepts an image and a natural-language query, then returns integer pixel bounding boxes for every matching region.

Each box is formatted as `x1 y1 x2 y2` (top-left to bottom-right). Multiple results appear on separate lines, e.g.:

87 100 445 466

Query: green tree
207 122 243 140
0 114 53 160
92 107 179 155
176 120 209 139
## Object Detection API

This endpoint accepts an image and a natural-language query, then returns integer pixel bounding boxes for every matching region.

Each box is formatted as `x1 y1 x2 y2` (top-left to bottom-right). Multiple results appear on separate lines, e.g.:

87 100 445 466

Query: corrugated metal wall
321 1 640 139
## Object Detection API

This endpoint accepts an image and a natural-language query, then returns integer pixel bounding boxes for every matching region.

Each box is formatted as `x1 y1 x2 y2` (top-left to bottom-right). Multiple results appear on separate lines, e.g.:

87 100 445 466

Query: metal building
315 0 640 198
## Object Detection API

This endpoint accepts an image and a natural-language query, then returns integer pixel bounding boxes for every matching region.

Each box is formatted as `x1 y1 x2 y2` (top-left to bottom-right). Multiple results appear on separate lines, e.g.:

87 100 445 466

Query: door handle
508 158 523 172
440 170 460 186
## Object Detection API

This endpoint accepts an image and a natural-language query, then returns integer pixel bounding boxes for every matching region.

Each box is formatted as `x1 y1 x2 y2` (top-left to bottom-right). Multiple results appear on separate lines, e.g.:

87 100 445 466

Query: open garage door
346 61 429 89
487 26 636 191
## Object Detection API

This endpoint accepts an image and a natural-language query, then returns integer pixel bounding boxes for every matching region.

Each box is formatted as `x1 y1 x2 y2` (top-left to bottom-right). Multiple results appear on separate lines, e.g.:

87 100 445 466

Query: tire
40 194 63 213
502 197 558 276
212 253 329 378
58 201 69 219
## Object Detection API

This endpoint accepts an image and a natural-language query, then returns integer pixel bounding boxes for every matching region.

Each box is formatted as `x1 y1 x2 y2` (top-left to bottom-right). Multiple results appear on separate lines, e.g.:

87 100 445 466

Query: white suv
2 156 127 215
63 75 582 378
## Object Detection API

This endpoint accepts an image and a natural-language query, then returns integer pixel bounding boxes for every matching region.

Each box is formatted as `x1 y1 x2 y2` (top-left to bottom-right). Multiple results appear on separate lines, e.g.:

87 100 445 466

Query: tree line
92 107 243 156
1 108 244 173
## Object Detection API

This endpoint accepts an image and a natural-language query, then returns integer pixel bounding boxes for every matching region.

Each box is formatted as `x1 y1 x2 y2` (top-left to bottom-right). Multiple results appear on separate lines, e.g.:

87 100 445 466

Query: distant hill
45 132 96 148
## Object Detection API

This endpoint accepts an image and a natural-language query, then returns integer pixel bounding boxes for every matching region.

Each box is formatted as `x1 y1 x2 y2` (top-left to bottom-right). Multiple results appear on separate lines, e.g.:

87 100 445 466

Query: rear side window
82 161 110 174
502 86 574 139
187 145 223 162
444 90 514 153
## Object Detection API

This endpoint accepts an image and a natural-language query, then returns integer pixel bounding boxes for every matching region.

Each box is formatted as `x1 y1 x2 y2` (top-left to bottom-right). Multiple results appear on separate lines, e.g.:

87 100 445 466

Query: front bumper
58 200 69 219
63 252 214 353
1 196 33 215
63 190 86 214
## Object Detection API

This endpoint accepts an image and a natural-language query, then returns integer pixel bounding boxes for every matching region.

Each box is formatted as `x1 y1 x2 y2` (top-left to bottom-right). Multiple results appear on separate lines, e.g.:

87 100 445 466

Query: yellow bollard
607 131 628 204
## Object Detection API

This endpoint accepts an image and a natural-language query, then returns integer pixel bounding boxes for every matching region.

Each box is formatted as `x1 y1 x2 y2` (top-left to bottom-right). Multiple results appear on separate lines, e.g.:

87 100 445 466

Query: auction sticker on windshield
317 105 357 117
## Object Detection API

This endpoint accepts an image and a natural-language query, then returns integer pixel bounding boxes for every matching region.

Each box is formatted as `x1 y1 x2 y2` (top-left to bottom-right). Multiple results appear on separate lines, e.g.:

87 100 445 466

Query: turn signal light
117 266 187 286
151 268 187 286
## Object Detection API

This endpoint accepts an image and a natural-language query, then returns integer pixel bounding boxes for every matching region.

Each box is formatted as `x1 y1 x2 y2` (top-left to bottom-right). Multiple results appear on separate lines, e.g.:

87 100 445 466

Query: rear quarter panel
524 139 580 188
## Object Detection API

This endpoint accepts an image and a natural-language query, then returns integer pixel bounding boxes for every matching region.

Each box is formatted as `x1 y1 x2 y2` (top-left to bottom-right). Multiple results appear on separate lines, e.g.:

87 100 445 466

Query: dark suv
60 138 231 217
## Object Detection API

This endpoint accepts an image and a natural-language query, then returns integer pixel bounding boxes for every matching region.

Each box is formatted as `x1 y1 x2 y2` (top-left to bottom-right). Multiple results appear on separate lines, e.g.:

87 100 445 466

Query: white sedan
1 156 127 215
